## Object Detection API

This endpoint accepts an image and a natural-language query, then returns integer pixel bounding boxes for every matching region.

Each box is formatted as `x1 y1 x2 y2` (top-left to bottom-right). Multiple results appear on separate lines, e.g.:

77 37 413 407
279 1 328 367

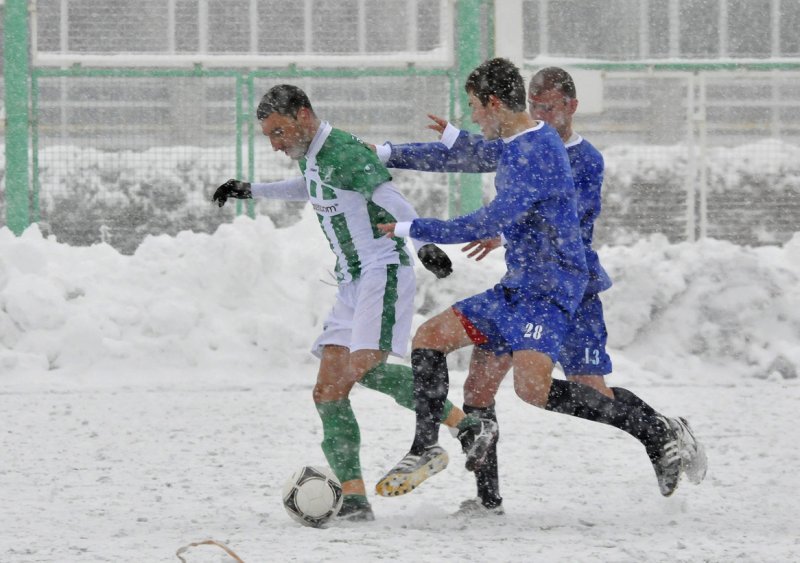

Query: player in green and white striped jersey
213 84 478 522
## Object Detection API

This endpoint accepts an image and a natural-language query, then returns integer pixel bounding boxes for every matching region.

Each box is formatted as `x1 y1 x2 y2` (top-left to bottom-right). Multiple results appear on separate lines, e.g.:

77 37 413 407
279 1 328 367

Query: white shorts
311 264 415 358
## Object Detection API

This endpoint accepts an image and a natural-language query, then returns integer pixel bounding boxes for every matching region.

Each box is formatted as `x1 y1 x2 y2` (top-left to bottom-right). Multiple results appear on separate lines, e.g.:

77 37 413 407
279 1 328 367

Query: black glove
418 244 453 279
213 179 252 207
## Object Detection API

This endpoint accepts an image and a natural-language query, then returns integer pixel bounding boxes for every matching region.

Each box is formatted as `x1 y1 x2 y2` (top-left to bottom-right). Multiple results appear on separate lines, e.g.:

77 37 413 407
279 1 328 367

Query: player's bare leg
510 350 556 407
452 348 510 515
569 374 614 398
464 347 510 406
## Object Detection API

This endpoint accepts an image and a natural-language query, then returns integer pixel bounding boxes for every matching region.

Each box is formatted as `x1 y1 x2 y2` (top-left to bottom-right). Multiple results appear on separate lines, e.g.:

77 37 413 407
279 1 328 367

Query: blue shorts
452 285 571 364
558 293 612 376
459 289 612 376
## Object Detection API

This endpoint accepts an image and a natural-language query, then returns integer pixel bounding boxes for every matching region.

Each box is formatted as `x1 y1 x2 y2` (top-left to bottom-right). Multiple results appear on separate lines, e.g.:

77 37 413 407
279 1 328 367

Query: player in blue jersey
375 67 707 511
373 58 691 500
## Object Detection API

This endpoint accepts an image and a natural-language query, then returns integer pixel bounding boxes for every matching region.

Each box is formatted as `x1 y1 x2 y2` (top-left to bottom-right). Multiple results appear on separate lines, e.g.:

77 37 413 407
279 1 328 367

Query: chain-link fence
23 66 800 252
562 68 800 246
6 1 800 251
30 68 454 253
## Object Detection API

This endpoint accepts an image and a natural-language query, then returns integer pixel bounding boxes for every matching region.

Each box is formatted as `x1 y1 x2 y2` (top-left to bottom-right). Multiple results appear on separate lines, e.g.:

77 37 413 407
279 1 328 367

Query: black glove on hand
418 244 453 279
213 179 252 207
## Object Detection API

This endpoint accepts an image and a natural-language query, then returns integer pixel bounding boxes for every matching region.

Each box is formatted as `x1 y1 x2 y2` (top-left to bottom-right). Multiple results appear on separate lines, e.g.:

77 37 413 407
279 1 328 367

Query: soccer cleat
336 496 375 522
375 445 449 497
457 417 499 472
452 498 505 518
669 417 708 485
648 416 683 497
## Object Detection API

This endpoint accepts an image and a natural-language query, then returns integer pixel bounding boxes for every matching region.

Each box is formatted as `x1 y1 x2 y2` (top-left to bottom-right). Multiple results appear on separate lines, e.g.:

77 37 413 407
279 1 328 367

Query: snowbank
1 211 798 385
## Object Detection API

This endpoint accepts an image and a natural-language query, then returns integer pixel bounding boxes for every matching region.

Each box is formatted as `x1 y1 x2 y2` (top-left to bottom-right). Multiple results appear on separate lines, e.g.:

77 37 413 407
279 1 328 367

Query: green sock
315 399 362 483
359 363 455 422
456 414 481 432
342 494 370 507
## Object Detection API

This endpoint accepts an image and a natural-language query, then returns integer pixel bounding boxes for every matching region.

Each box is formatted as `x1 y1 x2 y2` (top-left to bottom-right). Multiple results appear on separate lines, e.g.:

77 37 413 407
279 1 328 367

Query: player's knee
313 381 351 403
412 318 445 349
463 384 478 406
463 378 496 407
513 377 549 408
312 383 327 404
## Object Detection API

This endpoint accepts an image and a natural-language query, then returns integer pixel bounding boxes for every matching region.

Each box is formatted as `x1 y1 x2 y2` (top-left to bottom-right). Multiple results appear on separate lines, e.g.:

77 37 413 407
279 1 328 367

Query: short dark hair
529 67 577 99
256 84 314 120
464 58 527 112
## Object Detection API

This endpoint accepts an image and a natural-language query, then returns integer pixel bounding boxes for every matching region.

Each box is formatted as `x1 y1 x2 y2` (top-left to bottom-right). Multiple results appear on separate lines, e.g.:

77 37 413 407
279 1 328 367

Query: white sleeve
375 143 392 164
393 222 413 238
440 123 461 149
250 177 308 201
371 182 425 253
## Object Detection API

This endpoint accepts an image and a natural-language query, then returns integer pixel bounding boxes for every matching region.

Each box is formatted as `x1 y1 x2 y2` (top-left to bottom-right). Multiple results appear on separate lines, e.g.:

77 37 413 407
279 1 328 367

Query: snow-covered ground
1 212 799 562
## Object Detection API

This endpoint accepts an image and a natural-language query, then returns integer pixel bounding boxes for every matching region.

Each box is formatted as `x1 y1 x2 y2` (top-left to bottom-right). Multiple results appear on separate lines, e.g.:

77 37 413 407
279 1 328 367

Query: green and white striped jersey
299 122 412 283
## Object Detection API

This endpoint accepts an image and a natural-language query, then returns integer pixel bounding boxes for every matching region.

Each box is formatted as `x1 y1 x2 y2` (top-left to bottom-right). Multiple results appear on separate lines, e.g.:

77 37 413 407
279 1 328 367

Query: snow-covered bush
599 139 800 245
1 139 798 252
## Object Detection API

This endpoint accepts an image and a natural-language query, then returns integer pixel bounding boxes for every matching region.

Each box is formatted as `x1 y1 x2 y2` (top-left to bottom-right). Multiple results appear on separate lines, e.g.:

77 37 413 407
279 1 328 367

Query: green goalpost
3 0 31 235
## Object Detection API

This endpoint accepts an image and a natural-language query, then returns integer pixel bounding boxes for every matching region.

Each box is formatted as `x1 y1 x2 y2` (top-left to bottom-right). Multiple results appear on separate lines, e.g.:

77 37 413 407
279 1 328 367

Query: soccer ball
282 466 343 528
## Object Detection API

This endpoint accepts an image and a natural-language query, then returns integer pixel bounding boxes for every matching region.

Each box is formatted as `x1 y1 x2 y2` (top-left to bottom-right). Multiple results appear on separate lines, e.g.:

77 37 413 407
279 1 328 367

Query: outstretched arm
377 115 503 174
250 177 308 200
383 175 540 245
213 177 308 207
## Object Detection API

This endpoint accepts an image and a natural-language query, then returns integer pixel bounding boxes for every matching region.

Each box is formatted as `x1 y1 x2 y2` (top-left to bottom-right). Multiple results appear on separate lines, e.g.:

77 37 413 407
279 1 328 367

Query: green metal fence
542 62 800 245
4 0 493 244
27 66 457 253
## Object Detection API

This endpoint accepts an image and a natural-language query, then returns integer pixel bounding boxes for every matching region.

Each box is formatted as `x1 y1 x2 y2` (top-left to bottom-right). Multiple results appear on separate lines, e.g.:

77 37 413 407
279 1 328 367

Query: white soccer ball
282 466 343 528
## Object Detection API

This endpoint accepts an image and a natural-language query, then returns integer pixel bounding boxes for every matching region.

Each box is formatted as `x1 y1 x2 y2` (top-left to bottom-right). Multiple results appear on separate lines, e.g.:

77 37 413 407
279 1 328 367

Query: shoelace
475 421 497 441
678 436 698 459
461 421 493 442
674 420 699 458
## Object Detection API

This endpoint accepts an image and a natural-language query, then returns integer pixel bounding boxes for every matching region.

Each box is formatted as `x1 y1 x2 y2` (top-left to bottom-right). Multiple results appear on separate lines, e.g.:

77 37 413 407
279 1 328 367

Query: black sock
410 348 449 455
463 403 502 508
611 387 659 418
545 379 668 456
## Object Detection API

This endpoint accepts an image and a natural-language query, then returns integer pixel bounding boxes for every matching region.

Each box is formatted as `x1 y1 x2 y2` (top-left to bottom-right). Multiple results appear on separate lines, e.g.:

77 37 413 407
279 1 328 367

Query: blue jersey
405 123 588 310
564 136 612 294
388 129 612 294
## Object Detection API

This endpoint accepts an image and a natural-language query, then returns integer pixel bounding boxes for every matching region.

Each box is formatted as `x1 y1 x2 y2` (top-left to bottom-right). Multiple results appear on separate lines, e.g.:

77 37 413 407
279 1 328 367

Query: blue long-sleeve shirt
387 127 612 295
401 122 588 310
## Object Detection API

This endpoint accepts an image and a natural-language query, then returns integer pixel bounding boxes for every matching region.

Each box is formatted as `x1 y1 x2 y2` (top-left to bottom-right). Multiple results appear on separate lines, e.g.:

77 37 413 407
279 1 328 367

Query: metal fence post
4 0 32 235
697 73 708 240
685 73 697 242
455 0 485 214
